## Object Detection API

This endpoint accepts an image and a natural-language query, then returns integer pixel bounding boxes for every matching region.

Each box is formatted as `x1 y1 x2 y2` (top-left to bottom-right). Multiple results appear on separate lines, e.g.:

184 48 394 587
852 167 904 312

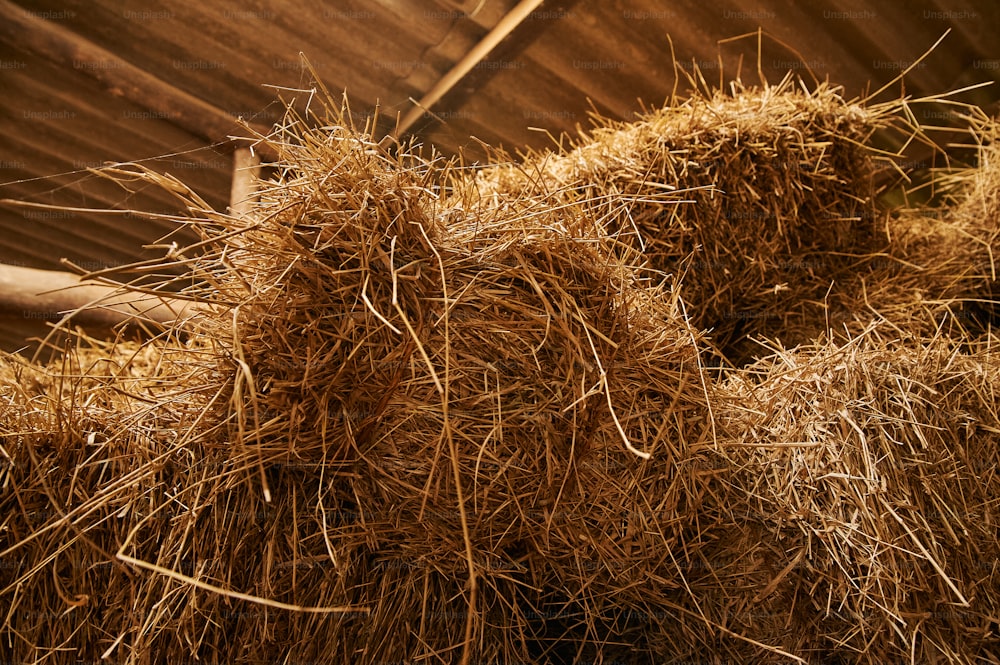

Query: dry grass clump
0 99 714 663
673 330 1000 663
805 118 1000 345
185 105 716 663
0 334 230 660
928 120 1000 326
469 76 893 362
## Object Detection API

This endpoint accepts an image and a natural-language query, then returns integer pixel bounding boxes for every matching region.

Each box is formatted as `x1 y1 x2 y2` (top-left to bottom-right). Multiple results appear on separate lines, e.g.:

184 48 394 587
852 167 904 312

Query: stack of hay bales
2 79 999 664
0 104 712 662
646 119 1000 662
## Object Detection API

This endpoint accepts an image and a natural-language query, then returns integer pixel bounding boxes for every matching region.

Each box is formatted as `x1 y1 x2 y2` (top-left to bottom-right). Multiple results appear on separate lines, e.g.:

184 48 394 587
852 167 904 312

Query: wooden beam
395 0 546 136
0 0 274 158
0 263 198 330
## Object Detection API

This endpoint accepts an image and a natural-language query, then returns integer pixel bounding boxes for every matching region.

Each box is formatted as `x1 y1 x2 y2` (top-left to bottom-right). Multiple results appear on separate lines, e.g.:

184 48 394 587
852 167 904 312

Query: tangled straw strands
679 330 1000 663
801 114 1000 346
2 78 1000 663
469 75 902 362
0 98 714 663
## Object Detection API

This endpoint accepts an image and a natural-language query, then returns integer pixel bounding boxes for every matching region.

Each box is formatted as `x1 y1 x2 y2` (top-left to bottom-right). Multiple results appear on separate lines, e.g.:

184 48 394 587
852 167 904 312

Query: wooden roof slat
0 0 272 155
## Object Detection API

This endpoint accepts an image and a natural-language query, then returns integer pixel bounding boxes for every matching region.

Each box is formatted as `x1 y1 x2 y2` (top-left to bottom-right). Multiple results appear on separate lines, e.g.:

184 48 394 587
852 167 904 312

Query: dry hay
467 78 1000 364
0 99 714 663
807 116 1000 345
181 116 714 662
668 330 1000 663
469 76 895 363
0 334 242 654
2 78 1000 664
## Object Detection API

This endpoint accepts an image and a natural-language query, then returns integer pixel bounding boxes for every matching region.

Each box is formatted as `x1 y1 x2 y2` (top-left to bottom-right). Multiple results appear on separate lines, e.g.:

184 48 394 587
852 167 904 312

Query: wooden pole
0 263 197 330
229 148 262 218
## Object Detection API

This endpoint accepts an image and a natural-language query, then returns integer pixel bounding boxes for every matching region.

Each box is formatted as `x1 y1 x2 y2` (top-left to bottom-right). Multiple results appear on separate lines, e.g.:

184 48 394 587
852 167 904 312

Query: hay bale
186 111 714 662
0 335 230 659
679 331 1000 662
933 123 1000 327
0 102 713 663
804 124 1000 346
470 77 889 362
826 211 993 336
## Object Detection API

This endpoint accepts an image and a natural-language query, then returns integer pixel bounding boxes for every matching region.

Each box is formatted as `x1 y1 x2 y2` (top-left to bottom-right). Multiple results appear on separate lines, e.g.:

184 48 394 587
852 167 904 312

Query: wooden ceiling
0 0 998 351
